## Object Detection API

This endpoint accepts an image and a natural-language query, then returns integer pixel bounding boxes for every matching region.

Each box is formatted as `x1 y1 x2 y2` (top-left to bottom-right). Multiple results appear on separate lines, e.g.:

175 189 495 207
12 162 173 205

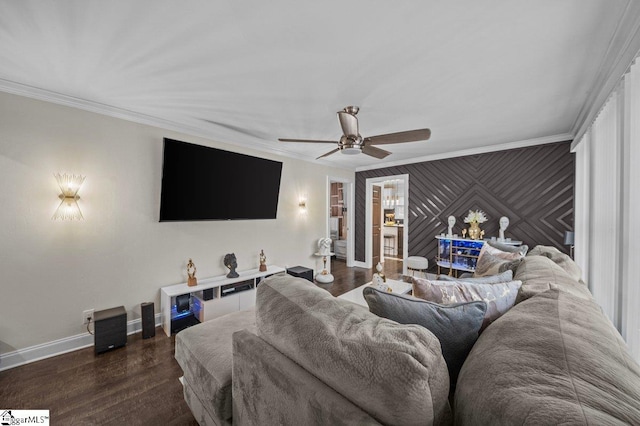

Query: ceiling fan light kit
278 106 431 160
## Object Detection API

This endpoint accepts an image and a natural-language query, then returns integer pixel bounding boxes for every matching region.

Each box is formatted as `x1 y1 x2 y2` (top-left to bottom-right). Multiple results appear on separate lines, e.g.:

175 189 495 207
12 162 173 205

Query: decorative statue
318 237 332 256
447 215 456 237
259 249 267 272
224 253 239 278
499 216 509 241
372 262 390 292
187 258 197 287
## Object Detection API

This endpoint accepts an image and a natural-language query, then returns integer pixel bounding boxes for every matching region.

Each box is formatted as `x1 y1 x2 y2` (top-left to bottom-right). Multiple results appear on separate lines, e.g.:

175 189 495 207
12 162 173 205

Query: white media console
160 265 285 336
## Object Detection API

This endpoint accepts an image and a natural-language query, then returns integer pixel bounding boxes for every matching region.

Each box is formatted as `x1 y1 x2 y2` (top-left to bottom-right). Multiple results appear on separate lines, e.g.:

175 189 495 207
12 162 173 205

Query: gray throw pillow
363 287 487 390
439 269 513 284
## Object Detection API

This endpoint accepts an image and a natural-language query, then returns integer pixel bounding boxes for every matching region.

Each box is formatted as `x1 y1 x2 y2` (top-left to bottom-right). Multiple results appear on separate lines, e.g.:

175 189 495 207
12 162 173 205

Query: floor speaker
141 302 155 339
94 306 127 354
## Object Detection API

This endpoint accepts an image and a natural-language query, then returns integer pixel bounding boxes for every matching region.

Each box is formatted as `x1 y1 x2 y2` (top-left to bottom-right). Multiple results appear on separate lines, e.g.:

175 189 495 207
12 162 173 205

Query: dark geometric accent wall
355 141 575 267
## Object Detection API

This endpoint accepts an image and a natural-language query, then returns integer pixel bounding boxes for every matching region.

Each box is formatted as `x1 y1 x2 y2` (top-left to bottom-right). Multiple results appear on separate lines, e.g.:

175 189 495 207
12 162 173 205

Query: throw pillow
474 241 528 277
363 287 486 390
412 277 522 331
439 269 513 284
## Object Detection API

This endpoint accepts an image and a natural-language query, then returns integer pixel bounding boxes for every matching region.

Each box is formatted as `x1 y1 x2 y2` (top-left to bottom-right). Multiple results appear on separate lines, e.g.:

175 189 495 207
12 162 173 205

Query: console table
435 236 522 276
160 265 285 336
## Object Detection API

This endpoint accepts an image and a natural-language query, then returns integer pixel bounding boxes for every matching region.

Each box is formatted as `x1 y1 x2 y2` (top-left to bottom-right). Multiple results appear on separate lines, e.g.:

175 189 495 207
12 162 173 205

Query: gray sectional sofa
175 247 640 425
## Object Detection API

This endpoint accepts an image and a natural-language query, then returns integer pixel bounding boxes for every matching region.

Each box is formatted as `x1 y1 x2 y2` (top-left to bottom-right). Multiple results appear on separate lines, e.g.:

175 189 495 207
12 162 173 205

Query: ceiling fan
278 106 431 160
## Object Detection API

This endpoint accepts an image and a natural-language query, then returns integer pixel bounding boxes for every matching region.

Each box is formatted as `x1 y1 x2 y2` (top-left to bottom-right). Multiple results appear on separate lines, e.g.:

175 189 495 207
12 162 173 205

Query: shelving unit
436 236 485 276
160 265 285 336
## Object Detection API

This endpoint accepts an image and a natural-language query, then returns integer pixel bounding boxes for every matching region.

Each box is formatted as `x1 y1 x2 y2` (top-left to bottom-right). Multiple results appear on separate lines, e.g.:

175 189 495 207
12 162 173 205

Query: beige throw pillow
412 277 522 331
474 242 528 277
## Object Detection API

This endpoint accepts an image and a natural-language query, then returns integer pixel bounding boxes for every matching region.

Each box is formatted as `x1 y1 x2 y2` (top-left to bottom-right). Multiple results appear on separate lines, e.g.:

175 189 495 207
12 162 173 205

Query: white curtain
573 58 640 361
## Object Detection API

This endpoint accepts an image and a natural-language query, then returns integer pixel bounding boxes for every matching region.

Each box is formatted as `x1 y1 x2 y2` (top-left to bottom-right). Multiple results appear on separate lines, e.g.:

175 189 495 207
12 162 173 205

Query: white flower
463 209 488 224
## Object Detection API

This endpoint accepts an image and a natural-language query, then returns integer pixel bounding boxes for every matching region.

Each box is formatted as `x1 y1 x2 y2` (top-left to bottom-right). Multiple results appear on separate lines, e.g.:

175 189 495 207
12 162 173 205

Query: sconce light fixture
298 198 307 212
52 173 85 220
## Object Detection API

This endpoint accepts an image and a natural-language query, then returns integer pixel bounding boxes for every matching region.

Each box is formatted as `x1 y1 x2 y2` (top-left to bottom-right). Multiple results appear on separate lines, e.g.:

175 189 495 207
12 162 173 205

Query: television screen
159 138 283 221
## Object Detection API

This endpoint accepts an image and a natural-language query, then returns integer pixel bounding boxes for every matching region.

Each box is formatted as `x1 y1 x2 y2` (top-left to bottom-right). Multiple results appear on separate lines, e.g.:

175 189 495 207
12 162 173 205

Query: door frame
363 174 409 274
326 176 355 267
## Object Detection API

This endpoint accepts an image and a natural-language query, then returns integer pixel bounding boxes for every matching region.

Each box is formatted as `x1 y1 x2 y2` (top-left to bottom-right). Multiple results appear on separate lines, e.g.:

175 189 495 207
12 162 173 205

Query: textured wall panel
355 142 575 267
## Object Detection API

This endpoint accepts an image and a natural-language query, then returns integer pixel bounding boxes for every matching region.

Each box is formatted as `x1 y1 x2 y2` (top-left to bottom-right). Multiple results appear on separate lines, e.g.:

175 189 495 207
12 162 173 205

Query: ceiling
1 1 639 170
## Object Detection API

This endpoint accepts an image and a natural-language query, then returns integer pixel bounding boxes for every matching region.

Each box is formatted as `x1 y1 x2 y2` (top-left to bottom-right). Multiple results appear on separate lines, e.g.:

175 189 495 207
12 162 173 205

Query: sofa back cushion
514 255 591 303
256 274 452 426
455 289 640 425
527 245 583 282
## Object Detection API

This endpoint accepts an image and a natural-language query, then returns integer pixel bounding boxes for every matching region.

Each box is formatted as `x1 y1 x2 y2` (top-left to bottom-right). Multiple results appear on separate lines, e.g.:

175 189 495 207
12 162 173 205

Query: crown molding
571 0 640 149
0 78 347 169
355 133 573 172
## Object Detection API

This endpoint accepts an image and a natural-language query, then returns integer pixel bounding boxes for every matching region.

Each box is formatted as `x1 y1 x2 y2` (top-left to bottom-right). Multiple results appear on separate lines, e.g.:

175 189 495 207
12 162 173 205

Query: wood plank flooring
0 257 402 425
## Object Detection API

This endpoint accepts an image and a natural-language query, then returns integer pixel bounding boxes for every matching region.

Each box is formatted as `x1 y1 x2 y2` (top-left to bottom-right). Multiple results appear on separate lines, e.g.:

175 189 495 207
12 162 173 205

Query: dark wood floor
0 258 401 425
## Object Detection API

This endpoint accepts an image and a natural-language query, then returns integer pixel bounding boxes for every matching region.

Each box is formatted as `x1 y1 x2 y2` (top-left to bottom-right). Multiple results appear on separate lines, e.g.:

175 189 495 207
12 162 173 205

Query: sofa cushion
438 269 513 284
363 286 486 390
527 244 583 282
473 241 527 277
175 308 256 424
455 289 640 425
256 274 452 426
514 255 592 303
412 277 521 331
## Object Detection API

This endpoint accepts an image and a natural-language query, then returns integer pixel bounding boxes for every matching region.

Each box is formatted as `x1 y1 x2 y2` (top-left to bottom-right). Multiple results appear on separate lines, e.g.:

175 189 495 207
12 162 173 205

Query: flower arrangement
463 209 488 224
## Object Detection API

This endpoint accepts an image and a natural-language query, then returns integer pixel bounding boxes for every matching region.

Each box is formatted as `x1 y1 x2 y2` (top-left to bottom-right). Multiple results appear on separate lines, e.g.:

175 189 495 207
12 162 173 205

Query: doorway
365 174 409 276
327 177 354 269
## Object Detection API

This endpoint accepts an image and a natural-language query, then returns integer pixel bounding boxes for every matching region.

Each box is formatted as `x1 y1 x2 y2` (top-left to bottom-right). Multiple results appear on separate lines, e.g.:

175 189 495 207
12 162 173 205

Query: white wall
0 91 352 354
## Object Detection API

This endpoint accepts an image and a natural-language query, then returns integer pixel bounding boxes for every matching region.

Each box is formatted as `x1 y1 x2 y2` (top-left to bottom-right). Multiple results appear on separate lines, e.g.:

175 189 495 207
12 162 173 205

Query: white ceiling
1 1 639 170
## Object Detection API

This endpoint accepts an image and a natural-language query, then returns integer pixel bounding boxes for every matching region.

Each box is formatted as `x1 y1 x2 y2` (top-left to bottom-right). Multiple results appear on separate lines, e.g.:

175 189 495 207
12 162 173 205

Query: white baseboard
353 260 368 269
0 313 163 372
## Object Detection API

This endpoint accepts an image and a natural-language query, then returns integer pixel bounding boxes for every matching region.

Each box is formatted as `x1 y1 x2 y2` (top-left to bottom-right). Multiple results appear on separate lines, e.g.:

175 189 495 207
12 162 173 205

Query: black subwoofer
141 302 155 339
94 306 127 354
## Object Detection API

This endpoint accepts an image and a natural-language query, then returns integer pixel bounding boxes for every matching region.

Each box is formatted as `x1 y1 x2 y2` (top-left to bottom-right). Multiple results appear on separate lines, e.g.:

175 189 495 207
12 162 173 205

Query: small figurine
187 258 197 287
498 216 509 241
224 253 239 278
372 262 391 292
259 249 267 272
462 229 467 239
447 215 456 237
318 238 332 256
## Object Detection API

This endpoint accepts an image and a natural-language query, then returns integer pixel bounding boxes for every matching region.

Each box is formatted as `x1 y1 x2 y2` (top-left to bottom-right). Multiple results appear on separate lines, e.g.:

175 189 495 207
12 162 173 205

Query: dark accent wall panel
355 142 575 266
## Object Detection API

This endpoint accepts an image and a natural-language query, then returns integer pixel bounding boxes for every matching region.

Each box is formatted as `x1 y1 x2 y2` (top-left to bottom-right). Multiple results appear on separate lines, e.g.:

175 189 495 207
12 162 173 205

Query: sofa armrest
232 329 381 426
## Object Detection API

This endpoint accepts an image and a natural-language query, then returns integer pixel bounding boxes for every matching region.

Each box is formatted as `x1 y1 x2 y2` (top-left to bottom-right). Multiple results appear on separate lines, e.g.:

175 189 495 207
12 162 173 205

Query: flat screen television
159 138 283 221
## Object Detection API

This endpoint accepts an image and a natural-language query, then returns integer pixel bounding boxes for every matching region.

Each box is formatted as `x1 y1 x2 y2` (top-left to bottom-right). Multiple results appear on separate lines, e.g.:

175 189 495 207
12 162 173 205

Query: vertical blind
573 58 640 361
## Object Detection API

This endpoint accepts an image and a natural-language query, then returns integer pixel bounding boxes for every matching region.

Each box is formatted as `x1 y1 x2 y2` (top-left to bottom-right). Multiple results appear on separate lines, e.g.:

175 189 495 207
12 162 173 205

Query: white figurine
372 262 390 292
498 216 509 241
317 237 332 256
447 215 456 237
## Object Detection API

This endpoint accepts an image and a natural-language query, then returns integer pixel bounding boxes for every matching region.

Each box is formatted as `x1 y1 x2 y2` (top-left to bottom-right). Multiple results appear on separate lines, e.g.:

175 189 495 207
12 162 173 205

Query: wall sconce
298 199 307 213
52 173 85 220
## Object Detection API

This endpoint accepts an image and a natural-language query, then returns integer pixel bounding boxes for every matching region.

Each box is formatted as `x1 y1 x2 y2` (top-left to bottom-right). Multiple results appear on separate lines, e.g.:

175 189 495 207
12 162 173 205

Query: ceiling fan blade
316 148 340 159
337 111 359 137
279 138 337 144
362 145 391 159
364 128 431 145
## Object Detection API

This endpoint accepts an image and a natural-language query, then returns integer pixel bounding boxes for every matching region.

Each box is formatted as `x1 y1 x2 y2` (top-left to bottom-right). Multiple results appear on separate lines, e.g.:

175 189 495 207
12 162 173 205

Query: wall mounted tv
159 138 283 221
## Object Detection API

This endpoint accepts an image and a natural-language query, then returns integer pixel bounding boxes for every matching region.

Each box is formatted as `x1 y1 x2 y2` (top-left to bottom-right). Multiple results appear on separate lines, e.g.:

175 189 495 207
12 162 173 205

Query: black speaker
94 306 127 354
141 302 155 339
203 288 214 300
176 294 190 313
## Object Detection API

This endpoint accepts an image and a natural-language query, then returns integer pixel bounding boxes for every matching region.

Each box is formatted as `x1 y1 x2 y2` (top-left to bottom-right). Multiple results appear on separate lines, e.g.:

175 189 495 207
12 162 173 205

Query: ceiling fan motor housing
339 135 363 155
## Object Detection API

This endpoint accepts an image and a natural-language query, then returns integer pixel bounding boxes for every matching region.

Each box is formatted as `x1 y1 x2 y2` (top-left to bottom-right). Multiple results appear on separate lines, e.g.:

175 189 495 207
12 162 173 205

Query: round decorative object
315 272 334 284
467 221 482 240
